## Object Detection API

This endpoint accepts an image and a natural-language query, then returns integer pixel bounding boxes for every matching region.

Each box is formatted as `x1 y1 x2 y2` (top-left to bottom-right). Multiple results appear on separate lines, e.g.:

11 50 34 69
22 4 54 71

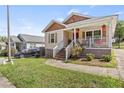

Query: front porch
63 24 110 48
53 23 112 60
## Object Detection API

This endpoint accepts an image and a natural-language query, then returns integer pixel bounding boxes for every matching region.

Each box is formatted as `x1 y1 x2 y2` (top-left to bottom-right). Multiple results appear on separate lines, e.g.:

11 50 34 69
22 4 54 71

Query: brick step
54 48 66 60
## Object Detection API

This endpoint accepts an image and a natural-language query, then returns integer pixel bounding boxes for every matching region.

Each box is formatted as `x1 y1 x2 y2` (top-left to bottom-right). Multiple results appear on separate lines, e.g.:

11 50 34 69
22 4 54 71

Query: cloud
68 9 81 15
56 18 64 22
114 11 123 15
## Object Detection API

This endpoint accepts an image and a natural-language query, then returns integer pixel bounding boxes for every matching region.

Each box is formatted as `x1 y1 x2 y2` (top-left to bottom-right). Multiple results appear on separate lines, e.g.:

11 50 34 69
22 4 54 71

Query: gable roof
18 34 44 43
63 12 93 24
11 36 21 43
42 20 67 32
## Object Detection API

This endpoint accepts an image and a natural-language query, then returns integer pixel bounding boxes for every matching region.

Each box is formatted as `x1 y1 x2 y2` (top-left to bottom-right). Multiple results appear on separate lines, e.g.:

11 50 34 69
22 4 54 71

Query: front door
73 32 79 39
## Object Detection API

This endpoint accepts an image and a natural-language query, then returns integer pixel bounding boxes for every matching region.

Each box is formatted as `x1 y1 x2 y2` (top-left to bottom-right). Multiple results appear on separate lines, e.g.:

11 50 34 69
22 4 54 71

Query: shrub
71 45 83 59
102 55 112 62
86 53 95 61
0 49 8 56
0 47 17 57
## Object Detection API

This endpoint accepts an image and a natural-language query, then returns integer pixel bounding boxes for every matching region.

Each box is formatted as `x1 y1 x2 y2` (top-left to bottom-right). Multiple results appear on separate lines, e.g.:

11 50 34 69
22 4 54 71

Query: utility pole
7 5 11 62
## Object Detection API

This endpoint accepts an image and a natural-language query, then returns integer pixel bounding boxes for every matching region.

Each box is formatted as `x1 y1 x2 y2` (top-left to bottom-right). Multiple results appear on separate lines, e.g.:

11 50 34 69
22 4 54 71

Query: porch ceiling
63 25 101 32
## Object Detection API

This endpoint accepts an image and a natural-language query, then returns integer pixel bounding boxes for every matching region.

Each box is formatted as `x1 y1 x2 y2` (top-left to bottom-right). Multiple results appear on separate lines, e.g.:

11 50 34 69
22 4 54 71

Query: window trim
48 33 57 44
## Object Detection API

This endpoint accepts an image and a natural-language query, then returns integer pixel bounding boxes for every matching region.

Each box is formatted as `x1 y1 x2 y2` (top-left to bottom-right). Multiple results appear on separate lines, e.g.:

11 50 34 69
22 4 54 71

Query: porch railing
53 40 64 58
77 37 108 48
65 40 74 60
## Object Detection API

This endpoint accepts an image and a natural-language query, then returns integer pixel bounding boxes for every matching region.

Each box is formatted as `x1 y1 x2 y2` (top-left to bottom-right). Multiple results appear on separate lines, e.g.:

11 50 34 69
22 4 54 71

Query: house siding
64 15 90 24
45 30 63 49
46 23 65 32
82 48 111 58
45 49 53 58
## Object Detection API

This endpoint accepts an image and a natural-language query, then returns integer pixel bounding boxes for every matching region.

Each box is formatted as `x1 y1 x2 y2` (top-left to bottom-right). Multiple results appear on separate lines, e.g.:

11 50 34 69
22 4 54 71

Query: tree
114 21 124 48
0 36 7 42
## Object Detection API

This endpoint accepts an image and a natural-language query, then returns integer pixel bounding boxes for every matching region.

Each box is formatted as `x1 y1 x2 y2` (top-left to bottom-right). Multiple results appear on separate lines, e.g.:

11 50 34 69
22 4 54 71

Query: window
94 30 101 38
51 34 54 43
30 43 36 48
86 31 92 39
48 33 57 43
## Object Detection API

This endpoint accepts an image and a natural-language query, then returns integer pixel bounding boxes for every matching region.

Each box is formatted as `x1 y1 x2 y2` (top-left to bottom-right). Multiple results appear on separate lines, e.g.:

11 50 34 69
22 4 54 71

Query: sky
0 5 124 36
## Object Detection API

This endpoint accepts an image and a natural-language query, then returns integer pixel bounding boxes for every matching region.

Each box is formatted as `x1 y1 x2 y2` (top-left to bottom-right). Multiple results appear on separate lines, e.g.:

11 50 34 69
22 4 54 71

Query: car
14 48 40 58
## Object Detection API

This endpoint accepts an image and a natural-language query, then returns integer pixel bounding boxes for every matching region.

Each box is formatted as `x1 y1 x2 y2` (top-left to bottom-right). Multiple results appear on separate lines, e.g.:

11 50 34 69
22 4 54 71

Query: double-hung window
48 33 57 43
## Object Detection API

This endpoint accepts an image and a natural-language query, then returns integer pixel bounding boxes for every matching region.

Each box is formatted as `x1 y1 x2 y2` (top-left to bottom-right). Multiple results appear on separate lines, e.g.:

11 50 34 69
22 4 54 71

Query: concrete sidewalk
0 74 15 88
115 49 124 81
45 59 120 79
0 58 15 88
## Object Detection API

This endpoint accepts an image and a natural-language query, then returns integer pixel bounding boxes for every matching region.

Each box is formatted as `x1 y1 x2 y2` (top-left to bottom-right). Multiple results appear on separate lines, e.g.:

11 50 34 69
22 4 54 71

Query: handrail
53 40 64 58
65 40 74 60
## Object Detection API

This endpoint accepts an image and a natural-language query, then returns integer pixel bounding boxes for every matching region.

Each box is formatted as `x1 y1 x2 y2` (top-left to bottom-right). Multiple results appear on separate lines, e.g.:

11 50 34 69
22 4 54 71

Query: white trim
46 29 62 33
42 20 67 32
63 15 117 30
108 21 112 48
85 31 86 40
63 12 93 23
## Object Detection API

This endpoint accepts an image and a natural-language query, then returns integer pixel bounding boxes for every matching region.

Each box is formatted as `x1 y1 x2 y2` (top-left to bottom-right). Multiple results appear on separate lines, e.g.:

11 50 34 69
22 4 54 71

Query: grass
65 50 117 68
113 42 124 49
0 58 124 88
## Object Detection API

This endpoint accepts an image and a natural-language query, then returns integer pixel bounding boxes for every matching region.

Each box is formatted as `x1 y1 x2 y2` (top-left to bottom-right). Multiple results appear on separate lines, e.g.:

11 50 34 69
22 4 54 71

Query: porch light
102 25 106 32
76 28 80 32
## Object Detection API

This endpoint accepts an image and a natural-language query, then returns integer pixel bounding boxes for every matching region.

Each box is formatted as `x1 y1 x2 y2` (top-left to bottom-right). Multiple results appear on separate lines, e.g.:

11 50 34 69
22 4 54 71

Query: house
0 42 6 50
11 34 45 51
11 36 22 51
42 12 118 60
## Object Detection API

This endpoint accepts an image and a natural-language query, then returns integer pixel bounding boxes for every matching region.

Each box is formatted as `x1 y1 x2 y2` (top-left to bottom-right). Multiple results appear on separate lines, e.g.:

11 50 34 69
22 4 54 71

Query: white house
42 12 118 60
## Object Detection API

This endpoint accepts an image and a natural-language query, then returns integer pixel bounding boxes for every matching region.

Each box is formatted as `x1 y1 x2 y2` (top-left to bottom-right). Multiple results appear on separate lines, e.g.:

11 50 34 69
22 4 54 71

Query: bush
86 53 95 61
102 55 112 62
0 47 17 57
71 45 83 59
0 49 8 56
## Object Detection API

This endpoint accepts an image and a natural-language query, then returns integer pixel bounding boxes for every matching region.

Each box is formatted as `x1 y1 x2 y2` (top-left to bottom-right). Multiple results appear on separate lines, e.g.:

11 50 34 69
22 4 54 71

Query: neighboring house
18 34 45 50
42 12 118 60
11 36 22 51
0 42 6 50
10 34 45 51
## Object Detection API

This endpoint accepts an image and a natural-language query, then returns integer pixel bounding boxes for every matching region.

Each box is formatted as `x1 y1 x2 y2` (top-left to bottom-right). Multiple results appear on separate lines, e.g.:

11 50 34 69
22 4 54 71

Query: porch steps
54 48 66 60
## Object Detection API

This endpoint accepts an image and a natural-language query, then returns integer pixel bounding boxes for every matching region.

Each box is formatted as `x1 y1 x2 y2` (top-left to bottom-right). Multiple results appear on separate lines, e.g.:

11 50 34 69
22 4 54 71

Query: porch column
101 27 103 39
74 28 76 44
108 21 112 48
85 31 86 40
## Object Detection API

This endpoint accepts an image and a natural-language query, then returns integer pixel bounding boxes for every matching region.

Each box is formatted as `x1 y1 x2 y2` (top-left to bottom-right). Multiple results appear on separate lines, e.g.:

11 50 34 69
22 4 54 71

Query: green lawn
113 42 124 49
0 58 124 88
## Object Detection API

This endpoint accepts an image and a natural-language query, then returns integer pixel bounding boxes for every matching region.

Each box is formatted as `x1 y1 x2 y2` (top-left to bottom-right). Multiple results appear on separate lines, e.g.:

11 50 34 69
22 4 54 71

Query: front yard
0 58 123 88
65 50 117 68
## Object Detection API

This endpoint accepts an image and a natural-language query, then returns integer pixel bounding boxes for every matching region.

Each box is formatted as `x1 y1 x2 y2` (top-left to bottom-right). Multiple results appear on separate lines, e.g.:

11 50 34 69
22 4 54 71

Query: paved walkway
0 58 15 88
45 59 120 79
115 49 124 80
46 49 124 80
